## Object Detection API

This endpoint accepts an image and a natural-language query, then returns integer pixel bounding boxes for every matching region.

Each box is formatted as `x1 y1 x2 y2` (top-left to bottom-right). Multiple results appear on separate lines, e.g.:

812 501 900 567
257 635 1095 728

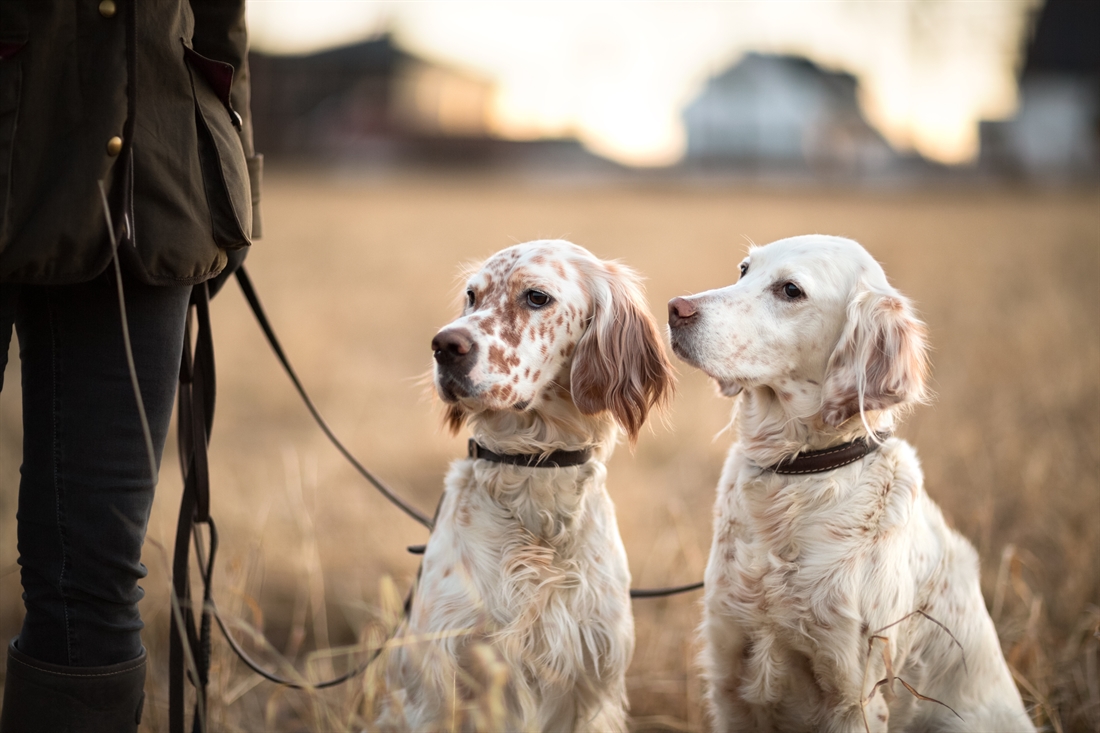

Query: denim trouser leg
2 268 190 667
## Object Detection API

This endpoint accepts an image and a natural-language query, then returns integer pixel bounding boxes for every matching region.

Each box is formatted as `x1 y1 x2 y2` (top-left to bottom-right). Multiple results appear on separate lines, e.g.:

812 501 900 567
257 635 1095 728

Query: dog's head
433 239 673 443
668 235 929 430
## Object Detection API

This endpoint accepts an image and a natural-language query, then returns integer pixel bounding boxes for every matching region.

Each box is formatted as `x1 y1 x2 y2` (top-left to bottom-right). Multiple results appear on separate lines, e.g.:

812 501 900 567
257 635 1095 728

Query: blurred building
249 34 614 171
249 34 492 161
681 53 900 176
979 0 1100 180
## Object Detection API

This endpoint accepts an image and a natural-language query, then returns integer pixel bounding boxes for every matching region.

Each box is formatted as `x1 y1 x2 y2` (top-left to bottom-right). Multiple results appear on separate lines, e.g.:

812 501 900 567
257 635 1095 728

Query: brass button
106 136 123 156
98 0 117 18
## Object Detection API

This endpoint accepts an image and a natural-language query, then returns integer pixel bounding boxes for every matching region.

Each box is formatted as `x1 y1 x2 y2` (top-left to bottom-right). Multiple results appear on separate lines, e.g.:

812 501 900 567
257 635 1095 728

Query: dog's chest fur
406 457 633 726
707 441 936 707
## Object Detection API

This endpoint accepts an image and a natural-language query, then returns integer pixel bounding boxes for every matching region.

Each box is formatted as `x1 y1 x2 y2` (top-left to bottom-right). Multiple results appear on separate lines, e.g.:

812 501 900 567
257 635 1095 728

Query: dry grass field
1 169 1097 731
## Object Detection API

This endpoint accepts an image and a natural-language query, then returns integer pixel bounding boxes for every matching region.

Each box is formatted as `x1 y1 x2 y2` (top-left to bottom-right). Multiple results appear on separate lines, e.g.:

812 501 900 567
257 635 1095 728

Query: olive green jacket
0 0 262 285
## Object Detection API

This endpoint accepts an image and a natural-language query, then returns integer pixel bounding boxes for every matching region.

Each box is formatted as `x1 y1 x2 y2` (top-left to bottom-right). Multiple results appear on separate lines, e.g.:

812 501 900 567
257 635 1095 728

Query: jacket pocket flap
185 45 251 248
183 46 238 126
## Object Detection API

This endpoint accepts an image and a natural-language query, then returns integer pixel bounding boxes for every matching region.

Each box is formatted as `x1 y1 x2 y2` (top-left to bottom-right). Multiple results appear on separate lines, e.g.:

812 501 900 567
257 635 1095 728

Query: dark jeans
0 267 190 667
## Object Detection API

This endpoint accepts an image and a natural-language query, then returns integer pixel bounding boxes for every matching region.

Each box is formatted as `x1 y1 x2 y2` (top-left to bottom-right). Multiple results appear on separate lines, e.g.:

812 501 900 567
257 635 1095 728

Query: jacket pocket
184 44 251 249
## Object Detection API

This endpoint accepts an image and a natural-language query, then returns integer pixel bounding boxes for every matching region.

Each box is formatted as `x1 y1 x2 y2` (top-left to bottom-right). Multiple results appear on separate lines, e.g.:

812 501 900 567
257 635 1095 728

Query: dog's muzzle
432 327 477 400
667 297 701 363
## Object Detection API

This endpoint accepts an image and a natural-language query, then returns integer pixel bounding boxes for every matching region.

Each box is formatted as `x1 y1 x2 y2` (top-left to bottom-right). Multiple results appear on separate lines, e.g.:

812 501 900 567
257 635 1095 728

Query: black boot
0 637 146 733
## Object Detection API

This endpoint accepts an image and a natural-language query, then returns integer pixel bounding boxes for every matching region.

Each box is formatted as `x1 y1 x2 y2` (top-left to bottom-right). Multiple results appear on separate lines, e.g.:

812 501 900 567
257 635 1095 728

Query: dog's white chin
452 387 537 416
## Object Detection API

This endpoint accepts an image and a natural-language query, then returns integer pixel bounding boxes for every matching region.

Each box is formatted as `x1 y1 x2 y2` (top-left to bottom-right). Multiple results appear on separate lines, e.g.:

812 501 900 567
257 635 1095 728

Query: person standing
0 1 261 730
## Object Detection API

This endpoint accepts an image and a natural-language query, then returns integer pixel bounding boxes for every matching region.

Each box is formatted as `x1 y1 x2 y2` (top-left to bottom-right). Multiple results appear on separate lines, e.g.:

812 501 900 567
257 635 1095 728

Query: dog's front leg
701 616 773 733
813 620 895 733
818 679 890 733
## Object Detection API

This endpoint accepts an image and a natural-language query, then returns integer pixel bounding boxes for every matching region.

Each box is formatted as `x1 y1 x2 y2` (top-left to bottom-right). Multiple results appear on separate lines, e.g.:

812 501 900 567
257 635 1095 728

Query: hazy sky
246 0 1040 167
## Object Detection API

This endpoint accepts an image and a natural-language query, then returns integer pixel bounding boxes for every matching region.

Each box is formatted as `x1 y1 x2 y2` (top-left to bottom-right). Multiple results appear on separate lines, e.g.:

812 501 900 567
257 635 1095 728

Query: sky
245 0 1041 167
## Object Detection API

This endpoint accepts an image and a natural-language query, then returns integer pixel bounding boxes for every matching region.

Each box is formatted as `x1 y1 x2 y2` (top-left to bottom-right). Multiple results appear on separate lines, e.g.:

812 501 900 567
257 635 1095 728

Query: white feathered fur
374 240 672 731
668 235 1034 733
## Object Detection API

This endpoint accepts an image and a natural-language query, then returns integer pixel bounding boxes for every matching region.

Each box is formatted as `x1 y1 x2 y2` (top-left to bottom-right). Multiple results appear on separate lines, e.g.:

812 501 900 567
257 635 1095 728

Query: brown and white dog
374 240 672 731
668 235 1033 732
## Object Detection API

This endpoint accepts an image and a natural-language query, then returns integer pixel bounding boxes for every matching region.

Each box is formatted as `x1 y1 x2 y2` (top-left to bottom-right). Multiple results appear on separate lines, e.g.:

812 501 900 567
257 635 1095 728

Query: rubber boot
0 637 145 733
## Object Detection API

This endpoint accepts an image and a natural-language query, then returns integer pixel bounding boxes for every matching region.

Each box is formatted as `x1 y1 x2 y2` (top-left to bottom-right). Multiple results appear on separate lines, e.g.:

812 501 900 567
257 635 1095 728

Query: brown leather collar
766 433 890 475
468 439 592 468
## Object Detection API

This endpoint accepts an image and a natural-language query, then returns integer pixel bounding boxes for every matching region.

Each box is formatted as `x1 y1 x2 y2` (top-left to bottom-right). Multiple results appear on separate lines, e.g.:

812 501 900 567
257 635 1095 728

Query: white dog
374 240 672 731
668 235 1033 733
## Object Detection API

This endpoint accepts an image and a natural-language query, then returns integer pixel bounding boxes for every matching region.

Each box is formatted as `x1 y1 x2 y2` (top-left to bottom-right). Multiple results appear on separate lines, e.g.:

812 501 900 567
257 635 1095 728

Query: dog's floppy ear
571 262 674 443
820 283 929 428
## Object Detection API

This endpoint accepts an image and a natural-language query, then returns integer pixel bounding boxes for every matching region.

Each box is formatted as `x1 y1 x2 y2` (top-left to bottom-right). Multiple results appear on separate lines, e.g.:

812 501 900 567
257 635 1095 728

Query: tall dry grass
1 169 1097 731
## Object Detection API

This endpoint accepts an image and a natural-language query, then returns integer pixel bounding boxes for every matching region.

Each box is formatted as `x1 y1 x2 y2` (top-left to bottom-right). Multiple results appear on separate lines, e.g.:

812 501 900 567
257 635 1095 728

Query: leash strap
234 266 434 529
174 287 390 690
629 580 705 598
170 283 216 733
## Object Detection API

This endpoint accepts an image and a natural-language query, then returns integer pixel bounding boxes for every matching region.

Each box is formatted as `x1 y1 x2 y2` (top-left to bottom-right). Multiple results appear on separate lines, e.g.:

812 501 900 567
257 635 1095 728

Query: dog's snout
432 328 475 366
668 297 698 328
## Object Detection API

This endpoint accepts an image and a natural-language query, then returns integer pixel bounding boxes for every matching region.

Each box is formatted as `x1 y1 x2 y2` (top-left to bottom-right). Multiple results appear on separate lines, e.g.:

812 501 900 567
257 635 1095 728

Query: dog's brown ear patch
821 288 930 427
571 263 674 443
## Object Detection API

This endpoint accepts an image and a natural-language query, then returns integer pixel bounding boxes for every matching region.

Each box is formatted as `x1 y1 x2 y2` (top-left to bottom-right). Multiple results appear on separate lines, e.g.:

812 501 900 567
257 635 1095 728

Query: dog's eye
525 290 551 308
466 289 476 308
782 282 804 299
739 262 749 278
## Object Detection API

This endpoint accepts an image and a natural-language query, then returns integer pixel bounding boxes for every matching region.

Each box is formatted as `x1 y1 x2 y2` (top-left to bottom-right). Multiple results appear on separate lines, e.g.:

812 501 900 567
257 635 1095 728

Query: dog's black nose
668 297 698 328
432 328 474 366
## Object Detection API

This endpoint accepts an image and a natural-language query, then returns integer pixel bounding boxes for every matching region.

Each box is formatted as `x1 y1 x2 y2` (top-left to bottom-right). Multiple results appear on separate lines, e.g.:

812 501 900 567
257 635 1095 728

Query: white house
682 53 896 174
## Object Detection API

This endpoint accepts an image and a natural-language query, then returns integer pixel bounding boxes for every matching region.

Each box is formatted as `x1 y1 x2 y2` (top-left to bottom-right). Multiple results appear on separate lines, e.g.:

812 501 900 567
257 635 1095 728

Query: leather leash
235 267 435 529
169 277 397 733
170 283 217 733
